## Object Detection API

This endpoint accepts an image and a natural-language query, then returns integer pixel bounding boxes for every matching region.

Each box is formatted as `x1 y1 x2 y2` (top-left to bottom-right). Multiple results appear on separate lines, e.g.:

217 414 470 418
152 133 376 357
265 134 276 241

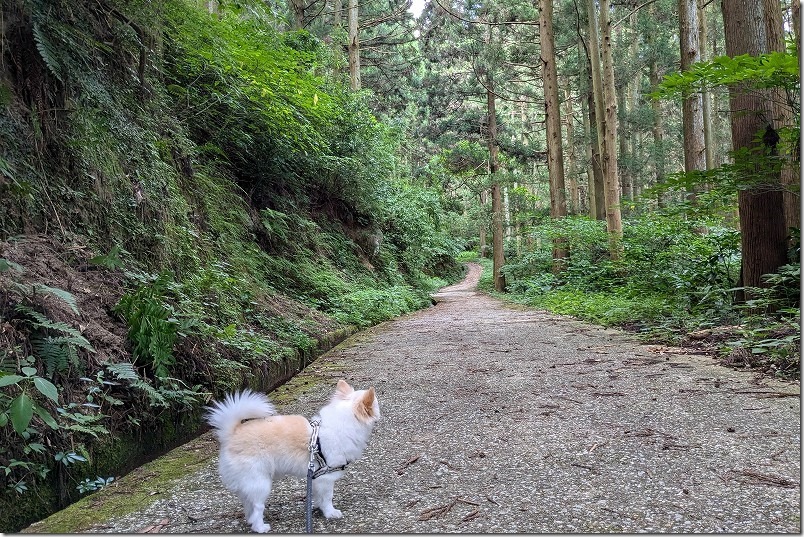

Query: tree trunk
583 6 606 221
348 0 360 91
564 77 579 214
599 0 623 259
617 88 631 205
486 52 505 291
679 0 706 187
539 0 568 269
291 0 306 29
587 92 606 219
698 0 715 170
649 57 666 208
721 0 788 293
333 0 343 27
793 0 801 62
479 190 488 257
582 93 595 217
764 0 800 240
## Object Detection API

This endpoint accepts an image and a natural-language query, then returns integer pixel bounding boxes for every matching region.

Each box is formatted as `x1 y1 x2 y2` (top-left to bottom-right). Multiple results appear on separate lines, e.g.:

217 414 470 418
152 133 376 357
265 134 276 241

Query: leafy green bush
331 286 427 327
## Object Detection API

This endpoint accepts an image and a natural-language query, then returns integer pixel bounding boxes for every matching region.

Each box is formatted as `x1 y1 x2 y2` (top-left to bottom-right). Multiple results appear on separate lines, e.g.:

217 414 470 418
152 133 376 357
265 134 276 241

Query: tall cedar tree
721 0 788 294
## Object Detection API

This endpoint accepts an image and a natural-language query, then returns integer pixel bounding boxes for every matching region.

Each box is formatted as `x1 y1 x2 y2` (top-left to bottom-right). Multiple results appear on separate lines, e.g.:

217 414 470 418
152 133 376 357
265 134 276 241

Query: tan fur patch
354 387 376 423
226 415 310 462
335 379 354 399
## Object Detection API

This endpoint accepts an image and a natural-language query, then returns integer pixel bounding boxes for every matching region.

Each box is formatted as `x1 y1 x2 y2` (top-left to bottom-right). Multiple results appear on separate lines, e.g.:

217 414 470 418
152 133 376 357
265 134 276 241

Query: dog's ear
335 379 354 399
355 387 378 423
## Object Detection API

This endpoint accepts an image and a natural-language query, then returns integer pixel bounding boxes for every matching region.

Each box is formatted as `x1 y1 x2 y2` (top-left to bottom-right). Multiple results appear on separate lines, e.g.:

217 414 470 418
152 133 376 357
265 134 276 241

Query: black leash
306 419 321 533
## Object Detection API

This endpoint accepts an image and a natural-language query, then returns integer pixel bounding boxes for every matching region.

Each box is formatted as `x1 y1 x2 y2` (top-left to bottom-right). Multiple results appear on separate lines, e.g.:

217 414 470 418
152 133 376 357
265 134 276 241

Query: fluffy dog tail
205 389 276 444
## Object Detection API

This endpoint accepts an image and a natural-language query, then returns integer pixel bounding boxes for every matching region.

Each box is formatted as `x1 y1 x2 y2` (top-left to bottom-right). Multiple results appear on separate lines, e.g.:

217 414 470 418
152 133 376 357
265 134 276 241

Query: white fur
205 380 380 533
205 389 277 442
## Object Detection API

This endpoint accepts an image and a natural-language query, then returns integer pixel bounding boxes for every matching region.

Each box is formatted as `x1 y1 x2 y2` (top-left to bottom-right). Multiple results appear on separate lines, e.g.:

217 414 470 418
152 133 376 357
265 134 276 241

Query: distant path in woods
28 263 800 533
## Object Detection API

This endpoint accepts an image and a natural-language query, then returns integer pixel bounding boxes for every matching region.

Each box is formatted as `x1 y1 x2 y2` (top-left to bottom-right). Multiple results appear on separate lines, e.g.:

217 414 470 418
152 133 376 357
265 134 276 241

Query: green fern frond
61 423 109 438
32 284 80 314
32 23 64 83
131 379 167 407
104 362 140 381
32 338 69 377
16 307 93 351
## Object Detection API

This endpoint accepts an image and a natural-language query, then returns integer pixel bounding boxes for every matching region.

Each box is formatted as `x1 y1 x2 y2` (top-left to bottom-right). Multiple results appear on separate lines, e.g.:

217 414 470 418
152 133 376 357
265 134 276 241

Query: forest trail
26 263 800 533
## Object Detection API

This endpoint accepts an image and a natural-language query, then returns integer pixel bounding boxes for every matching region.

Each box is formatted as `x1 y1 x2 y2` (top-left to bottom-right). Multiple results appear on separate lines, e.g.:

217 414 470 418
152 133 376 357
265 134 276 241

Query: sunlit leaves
652 45 800 103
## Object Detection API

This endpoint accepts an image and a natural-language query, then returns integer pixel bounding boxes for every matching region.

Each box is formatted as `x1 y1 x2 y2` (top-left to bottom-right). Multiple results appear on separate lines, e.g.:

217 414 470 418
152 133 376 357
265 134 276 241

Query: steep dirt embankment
25 263 800 533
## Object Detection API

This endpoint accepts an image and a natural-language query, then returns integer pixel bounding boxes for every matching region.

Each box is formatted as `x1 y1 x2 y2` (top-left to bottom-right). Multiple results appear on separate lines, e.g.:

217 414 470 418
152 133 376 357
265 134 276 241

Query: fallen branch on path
461 509 480 522
418 499 456 520
724 469 799 488
395 454 421 475
731 390 799 399
418 497 481 521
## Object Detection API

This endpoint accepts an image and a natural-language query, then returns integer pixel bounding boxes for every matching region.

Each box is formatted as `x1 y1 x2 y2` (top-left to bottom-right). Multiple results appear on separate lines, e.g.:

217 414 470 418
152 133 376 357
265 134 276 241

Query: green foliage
723 264 801 378
0 0 466 527
76 475 114 495
494 207 799 374
0 265 103 500
652 45 800 107
114 273 179 379
331 286 427 328
501 213 742 335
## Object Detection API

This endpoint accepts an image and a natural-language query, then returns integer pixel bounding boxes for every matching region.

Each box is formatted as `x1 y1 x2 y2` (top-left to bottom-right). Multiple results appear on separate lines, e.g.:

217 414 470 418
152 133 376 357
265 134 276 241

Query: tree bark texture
679 0 706 180
599 0 623 259
583 6 606 221
333 0 343 27
539 0 568 267
564 78 579 214
721 0 788 292
487 83 505 292
291 0 305 29
479 190 488 257
586 92 606 219
698 0 716 169
763 0 800 239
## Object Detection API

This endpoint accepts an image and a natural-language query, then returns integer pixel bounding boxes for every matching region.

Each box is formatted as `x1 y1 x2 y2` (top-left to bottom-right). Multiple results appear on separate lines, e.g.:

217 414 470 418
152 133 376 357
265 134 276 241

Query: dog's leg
241 478 273 533
312 475 343 519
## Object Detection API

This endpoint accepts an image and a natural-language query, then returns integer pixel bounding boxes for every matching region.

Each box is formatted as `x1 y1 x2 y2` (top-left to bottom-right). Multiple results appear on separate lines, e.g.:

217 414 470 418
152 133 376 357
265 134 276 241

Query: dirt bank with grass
25 263 800 533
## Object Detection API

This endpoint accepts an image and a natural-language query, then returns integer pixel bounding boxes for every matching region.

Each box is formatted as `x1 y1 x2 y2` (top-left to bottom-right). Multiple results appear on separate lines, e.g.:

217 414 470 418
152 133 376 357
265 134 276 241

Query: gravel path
27 263 801 533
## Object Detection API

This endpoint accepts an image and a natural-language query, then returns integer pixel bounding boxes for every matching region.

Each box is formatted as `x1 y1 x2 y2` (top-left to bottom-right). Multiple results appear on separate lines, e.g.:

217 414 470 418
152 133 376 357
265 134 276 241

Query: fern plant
15 306 94 378
114 272 178 378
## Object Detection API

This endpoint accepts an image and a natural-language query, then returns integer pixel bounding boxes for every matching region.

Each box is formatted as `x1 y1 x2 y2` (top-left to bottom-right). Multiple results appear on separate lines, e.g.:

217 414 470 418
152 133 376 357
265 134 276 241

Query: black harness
305 418 350 533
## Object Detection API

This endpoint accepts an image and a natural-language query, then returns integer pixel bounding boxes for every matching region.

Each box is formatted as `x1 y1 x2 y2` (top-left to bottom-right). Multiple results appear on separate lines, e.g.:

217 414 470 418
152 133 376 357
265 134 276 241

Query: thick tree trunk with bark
539 0 568 268
721 0 788 293
763 0 800 239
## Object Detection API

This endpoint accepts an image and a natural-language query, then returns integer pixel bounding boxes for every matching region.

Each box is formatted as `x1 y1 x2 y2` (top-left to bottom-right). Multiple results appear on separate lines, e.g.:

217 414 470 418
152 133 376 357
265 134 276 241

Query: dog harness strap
307 418 350 479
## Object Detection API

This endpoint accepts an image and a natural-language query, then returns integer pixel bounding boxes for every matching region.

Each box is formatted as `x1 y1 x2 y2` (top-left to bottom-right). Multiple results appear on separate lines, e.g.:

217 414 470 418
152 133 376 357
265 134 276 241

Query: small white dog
205 379 380 533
